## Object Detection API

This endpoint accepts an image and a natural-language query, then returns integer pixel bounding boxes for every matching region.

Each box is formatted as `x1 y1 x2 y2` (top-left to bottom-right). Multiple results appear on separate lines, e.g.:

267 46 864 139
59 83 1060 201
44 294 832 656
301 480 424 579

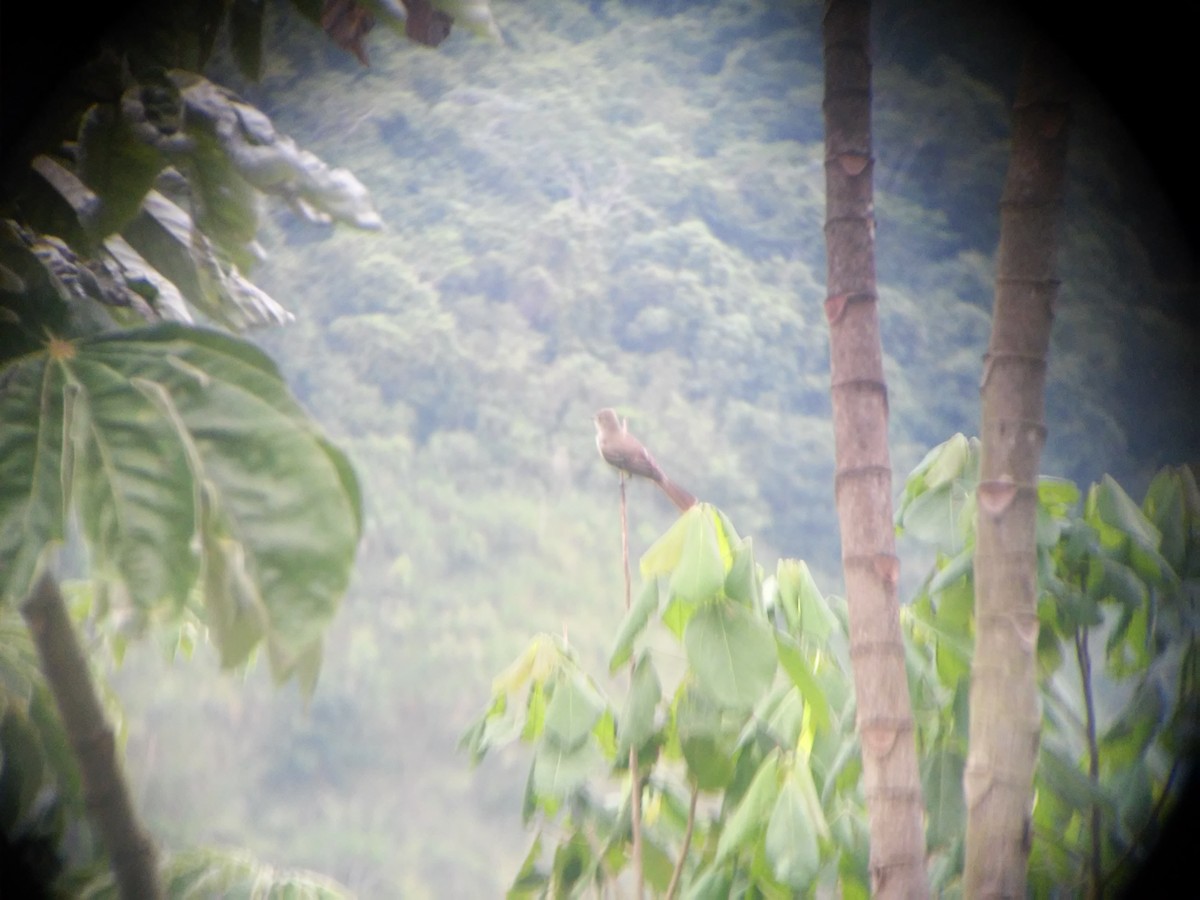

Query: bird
593 408 696 511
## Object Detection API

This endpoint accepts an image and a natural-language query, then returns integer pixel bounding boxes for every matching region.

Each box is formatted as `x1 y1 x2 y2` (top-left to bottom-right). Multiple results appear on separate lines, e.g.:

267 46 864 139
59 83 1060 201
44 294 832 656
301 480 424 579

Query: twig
619 472 645 899
665 783 700 900
1075 627 1101 899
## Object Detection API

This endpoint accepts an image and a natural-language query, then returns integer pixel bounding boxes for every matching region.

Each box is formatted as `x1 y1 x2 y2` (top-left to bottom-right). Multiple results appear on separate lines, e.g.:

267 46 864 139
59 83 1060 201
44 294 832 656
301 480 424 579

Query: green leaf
77 102 167 238
676 683 737 790
669 510 727 604
640 507 693 578
609 579 659 672
153 847 354 898
1089 474 1162 558
506 833 547 898
794 560 836 640
123 189 294 329
683 867 734 900
715 747 780 863
759 683 805 749
926 545 973 596
724 538 761 610
685 602 777 711
543 673 604 750
172 71 383 230
1037 476 1081 517
1142 468 1187 571
0 325 361 684
924 432 972 489
774 633 832 733
1099 681 1165 768
922 748 966 848
0 356 69 604
617 654 661 757
550 832 592 897
764 767 820 889
532 736 605 799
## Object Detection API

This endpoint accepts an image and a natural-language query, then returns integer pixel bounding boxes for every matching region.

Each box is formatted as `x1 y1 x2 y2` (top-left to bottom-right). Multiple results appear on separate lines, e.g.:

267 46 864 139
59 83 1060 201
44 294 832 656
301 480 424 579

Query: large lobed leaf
0 324 361 684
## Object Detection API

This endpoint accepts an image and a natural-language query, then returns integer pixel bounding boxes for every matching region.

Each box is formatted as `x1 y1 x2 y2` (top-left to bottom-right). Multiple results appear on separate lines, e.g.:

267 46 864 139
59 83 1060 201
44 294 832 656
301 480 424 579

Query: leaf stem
1074 626 1101 898
619 472 645 899
665 783 700 900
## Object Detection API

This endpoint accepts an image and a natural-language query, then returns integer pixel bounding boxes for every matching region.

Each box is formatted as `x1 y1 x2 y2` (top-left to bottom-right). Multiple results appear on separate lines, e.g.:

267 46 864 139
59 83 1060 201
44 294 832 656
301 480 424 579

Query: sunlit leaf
774 633 832 733
640 507 692 578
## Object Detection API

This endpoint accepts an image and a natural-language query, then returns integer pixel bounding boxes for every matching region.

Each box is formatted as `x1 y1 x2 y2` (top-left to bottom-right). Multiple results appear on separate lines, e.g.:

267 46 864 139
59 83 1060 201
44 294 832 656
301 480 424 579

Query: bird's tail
658 477 697 512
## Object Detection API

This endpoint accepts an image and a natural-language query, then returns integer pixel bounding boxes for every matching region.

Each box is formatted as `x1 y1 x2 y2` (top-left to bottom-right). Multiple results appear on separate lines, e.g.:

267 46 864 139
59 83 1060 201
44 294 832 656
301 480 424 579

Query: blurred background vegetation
4 0 1197 895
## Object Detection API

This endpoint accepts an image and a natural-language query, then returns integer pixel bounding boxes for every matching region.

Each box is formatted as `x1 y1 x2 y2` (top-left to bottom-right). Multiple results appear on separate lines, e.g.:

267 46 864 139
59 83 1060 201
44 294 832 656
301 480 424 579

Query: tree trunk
964 42 1070 898
21 573 163 900
821 1 928 896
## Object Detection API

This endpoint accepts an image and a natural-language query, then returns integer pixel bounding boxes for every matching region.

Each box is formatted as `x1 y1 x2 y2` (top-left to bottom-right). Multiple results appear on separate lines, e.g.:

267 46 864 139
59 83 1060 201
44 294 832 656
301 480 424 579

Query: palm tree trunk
964 42 1070 897
821 1 929 895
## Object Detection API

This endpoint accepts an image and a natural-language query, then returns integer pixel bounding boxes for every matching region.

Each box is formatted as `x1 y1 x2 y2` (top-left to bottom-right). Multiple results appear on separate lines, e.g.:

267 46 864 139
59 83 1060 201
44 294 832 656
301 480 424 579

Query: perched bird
593 408 696 511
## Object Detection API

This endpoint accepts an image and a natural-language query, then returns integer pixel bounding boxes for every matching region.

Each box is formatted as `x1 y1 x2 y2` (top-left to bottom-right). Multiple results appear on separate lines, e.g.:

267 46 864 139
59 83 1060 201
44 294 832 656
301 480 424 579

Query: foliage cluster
463 442 1198 896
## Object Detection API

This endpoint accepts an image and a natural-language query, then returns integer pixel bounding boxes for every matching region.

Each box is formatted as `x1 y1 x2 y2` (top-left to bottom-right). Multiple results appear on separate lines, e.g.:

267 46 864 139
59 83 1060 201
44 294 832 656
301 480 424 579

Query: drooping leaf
0 325 361 686
506 832 548 898
922 747 966 848
1089 474 1162 559
532 735 605 799
1099 681 1165 769
764 766 820 889
670 510 728 605
543 673 604 750
724 537 761 610
774 632 832 733
0 355 70 604
684 601 777 711
80 846 356 898
715 747 780 863
76 103 167 238
675 683 737 790
171 71 383 230
617 654 660 757
640 504 696 578
609 579 659 672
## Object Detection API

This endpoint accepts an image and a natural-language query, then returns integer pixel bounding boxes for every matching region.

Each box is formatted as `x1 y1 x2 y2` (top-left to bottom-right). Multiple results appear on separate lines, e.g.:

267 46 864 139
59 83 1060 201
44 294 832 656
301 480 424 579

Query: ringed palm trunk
964 43 1070 897
821 1 928 895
